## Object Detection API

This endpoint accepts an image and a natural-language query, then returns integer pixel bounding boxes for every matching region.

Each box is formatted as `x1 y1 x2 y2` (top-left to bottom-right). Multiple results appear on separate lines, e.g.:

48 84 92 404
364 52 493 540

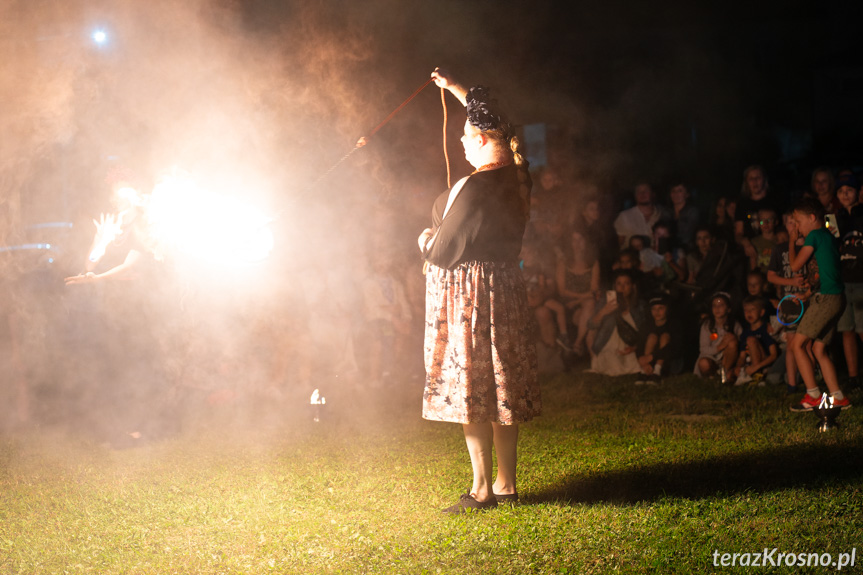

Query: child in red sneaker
787 197 851 411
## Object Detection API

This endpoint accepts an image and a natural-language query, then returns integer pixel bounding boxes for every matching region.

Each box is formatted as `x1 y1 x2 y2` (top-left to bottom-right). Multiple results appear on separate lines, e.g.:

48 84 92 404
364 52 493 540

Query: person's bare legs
462 423 495 502
572 300 595 354
491 423 519 496
813 341 841 394
534 305 557 347
785 331 799 387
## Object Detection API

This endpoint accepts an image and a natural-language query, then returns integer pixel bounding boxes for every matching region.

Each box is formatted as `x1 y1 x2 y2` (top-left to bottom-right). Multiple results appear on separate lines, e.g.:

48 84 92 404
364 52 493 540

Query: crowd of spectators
520 164 863 409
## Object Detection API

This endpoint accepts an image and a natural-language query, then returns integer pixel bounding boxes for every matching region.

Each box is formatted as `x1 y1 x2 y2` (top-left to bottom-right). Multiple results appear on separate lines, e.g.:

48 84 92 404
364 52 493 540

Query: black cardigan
424 164 527 270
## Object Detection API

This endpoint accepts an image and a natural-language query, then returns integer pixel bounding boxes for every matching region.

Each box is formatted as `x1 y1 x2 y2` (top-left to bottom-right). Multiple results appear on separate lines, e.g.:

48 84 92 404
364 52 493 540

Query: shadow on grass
530 443 863 505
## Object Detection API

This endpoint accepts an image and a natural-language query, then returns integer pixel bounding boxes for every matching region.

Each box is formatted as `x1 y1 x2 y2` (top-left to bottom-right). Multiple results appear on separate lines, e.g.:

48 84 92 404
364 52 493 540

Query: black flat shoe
442 493 498 515
494 491 519 503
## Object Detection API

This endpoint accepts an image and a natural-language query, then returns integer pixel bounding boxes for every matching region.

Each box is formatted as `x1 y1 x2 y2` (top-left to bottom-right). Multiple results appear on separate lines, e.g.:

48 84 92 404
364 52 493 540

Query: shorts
837 282 863 333
797 293 845 345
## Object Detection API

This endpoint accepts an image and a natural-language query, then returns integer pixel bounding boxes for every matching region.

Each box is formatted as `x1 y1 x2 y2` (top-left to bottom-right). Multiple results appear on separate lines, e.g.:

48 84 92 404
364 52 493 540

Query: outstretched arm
431 67 468 107
65 249 143 285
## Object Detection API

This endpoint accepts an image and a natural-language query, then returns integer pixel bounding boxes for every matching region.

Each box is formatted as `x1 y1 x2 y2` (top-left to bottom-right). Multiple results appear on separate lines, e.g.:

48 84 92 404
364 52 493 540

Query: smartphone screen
606 290 617 303
825 214 840 239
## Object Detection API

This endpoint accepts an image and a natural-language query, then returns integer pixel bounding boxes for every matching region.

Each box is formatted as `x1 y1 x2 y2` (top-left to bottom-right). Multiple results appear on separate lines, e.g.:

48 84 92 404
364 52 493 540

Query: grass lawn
1 370 862 574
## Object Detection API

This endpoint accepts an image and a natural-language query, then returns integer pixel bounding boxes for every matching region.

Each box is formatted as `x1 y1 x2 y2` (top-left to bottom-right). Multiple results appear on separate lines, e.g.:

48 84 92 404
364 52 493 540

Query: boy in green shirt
788 197 851 411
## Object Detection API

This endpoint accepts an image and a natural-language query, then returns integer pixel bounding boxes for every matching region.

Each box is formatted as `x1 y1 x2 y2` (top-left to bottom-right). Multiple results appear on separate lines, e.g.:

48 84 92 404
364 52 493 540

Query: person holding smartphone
585 270 647 376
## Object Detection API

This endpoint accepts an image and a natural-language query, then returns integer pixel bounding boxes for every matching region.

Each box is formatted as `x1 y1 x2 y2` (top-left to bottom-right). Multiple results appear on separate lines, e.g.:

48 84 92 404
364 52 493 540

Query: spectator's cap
649 294 670 307
836 172 860 191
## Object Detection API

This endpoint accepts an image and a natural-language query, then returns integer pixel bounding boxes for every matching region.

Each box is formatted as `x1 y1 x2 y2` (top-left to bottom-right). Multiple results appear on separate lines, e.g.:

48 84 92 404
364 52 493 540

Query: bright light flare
147 173 274 265
91 29 108 45
88 213 123 263
310 389 326 405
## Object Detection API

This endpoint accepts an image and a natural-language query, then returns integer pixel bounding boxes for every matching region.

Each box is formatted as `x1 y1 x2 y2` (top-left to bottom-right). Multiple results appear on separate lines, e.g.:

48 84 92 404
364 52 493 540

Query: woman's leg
462 423 495 502
544 299 568 336
572 300 595 352
491 423 519 496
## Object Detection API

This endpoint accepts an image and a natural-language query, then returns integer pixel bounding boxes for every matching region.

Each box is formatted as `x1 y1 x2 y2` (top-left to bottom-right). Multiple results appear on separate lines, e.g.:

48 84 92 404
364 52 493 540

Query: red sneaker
790 393 821 412
832 396 852 410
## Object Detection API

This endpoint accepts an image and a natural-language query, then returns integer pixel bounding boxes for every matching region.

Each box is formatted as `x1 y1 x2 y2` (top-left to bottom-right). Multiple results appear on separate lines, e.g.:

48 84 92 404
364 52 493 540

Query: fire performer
419 68 540 514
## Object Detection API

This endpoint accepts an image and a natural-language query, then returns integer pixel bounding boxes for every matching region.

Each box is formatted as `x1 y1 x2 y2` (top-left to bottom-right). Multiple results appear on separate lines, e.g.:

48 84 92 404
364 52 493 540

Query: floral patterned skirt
422 261 540 424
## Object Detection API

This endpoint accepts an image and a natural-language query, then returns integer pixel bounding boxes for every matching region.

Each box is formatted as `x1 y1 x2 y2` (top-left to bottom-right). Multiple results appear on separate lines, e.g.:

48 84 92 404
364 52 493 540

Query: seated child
636 294 681 383
750 208 780 272
733 295 779 385
695 291 741 379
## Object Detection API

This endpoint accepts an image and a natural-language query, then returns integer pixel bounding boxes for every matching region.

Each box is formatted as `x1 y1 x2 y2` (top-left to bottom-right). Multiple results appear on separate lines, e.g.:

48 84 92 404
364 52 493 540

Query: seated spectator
556 228 600 356
732 295 779 385
710 196 737 245
575 196 617 284
520 241 569 353
361 253 413 386
614 182 671 249
668 182 701 249
652 221 687 285
745 269 776 310
694 291 741 379
734 165 782 267
750 209 779 272
686 226 714 284
613 246 652 297
586 270 647 376
636 294 682 383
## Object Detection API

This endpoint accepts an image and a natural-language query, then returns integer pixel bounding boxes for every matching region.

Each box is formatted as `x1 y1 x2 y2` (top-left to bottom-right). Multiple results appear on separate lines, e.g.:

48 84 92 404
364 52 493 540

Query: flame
310 389 326 405
146 173 274 265
818 393 832 410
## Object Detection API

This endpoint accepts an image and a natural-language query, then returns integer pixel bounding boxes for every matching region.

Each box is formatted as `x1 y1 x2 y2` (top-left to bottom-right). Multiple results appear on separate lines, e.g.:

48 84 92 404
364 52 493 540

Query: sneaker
644 373 661 386
734 371 752 386
832 396 852 410
790 393 821 412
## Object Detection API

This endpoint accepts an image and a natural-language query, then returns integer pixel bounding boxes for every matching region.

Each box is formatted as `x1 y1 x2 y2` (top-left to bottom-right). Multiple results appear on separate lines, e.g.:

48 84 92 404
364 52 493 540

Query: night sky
2 0 863 252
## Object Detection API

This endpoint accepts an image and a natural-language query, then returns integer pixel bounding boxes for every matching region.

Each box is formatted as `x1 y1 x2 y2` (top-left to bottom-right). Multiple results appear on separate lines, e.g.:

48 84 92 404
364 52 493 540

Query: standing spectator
668 182 700 249
809 167 842 216
735 165 781 264
586 270 647 376
614 182 671 249
556 228 599 356
834 172 863 390
787 198 851 411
